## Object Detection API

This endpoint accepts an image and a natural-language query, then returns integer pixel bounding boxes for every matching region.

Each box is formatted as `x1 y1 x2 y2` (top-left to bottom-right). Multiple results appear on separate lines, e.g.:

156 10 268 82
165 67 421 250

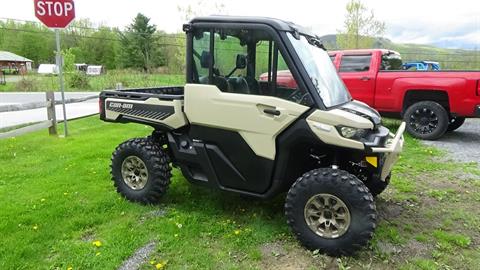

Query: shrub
16 77 40 91
68 72 90 89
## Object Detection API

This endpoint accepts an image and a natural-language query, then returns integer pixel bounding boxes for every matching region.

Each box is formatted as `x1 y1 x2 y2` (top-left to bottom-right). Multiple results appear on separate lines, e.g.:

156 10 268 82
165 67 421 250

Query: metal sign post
55 29 68 137
35 0 75 137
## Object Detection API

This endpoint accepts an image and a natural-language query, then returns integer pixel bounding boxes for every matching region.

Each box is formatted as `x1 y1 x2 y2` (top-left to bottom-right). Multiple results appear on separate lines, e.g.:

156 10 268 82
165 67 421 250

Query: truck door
338 54 376 106
183 26 311 194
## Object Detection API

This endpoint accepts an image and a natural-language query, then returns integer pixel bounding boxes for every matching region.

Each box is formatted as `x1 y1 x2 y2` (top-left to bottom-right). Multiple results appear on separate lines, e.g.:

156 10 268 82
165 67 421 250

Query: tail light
477 80 480 96
98 98 103 114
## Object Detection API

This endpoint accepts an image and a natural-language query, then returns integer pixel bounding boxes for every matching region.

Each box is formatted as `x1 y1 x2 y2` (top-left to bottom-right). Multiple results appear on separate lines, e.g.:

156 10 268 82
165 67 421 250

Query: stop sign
34 0 75 28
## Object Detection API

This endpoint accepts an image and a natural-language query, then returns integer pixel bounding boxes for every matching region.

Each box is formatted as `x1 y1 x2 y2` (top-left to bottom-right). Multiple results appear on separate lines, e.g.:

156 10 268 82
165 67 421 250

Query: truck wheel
111 137 171 204
285 168 376 256
447 116 465 132
365 173 390 197
404 101 449 140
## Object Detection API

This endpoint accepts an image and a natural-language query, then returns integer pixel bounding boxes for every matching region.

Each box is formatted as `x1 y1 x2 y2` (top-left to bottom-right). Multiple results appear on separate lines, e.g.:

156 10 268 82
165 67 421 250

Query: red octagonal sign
34 0 75 28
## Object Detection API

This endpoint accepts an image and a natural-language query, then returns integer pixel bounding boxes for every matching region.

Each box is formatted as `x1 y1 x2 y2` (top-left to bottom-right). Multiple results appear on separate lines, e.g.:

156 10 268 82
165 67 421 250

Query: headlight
339 126 358 138
338 126 369 139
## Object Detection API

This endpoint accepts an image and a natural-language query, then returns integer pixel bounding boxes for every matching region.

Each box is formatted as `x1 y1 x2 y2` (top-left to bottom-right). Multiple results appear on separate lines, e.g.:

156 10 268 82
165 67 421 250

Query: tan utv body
100 16 405 256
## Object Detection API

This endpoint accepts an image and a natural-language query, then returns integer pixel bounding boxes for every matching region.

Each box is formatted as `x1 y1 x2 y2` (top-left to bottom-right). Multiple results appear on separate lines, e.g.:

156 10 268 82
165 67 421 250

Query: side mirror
200 51 211 69
236 54 247 69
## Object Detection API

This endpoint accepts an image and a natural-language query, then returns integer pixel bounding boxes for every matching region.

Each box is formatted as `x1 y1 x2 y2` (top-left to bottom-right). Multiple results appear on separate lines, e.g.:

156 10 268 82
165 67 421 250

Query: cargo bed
99 86 188 131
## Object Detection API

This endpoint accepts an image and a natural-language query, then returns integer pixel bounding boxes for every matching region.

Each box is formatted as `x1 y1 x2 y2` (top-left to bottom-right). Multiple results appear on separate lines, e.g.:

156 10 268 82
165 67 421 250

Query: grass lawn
0 117 479 269
0 71 184 92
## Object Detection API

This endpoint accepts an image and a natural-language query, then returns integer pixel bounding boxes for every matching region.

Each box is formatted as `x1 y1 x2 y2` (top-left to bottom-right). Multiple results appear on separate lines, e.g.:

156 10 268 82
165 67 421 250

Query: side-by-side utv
99 16 405 256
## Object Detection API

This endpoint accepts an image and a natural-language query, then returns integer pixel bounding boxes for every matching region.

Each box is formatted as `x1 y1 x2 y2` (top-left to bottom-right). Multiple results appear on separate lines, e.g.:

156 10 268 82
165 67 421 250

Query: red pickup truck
261 49 480 140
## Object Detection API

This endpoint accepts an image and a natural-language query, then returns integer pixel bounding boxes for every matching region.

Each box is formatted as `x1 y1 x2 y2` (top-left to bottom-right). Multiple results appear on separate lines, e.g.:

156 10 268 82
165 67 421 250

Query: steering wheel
286 89 312 105
286 89 303 102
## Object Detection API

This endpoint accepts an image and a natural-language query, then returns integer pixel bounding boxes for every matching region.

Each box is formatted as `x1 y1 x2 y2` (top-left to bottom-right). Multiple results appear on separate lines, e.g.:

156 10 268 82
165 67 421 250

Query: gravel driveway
422 119 480 164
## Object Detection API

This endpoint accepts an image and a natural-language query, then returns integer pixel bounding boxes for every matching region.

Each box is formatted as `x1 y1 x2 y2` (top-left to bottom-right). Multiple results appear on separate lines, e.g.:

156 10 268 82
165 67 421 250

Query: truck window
339 55 372 72
381 53 403 70
329 54 336 62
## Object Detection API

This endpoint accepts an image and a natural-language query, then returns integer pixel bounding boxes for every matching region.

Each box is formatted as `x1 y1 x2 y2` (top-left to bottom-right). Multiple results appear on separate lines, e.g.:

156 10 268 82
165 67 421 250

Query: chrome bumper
371 122 406 180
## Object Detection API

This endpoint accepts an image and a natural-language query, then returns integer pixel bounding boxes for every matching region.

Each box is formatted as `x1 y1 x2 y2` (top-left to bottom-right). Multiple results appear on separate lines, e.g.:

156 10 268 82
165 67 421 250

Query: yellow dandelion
155 263 164 269
150 260 156 265
95 252 101 256
40 198 46 202
92 240 102 247
64 192 68 196
33 225 38 230
174 234 179 237
67 267 73 270
234 230 241 235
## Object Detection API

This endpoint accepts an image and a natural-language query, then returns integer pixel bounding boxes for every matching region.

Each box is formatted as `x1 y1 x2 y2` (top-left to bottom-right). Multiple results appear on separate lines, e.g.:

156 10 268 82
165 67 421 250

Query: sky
2 0 479 49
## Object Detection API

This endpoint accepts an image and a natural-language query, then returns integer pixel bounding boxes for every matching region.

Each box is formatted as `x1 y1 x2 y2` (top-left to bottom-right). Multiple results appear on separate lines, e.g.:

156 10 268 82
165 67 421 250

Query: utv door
182 26 311 194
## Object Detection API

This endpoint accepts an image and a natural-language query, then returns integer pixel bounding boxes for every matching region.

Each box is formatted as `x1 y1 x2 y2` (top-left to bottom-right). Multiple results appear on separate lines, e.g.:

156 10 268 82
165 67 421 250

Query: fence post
46 91 57 135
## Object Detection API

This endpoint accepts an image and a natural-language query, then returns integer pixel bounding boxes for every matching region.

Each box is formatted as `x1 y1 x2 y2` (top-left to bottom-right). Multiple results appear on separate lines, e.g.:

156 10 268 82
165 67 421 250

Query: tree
336 0 385 49
119 13 162 72
61 48 76 73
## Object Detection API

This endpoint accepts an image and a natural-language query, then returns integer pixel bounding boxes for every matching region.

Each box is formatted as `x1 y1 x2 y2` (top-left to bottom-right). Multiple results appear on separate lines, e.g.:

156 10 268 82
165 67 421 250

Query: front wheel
365 173 390 197
404 101 449 140
285 168 376 256
111 137 172 204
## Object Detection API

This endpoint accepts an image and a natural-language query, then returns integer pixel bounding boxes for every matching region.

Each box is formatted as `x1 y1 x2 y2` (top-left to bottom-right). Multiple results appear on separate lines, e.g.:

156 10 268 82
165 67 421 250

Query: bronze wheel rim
304 193 351 239
121 156 148 190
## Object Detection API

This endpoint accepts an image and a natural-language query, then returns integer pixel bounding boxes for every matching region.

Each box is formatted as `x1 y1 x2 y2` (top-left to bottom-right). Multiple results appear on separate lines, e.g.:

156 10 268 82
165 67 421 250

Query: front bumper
370 122 406 180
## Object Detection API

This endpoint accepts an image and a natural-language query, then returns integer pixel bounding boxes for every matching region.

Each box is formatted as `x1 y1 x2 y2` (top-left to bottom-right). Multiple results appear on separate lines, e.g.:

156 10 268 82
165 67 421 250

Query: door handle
263 108 281 116
360 76 371 81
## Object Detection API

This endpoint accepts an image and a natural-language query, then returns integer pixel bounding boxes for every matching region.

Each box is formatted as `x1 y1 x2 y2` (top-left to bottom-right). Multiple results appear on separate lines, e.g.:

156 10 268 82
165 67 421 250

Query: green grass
1 117 479 269
0 118 288 269
0 70 184 92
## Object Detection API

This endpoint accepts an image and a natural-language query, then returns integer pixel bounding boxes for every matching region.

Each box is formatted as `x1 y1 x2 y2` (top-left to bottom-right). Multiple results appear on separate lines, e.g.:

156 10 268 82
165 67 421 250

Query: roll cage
183 16 329 110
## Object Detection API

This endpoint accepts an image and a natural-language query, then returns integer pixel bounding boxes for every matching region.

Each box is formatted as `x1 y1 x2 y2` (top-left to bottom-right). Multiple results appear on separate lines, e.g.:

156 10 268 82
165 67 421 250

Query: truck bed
99 86 188 131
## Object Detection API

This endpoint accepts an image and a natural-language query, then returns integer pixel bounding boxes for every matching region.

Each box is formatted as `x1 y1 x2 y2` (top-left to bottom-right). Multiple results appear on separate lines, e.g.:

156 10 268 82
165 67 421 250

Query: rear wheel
447 116 465 132
285 168 376 256
111 137 171 204
404 101 449 140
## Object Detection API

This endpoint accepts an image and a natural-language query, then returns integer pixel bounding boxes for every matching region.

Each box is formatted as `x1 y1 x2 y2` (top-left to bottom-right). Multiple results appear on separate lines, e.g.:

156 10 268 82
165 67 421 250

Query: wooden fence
0 92 98 139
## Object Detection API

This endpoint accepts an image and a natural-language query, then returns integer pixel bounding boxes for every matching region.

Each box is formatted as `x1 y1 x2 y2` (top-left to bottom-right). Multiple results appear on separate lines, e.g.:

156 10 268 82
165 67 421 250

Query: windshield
287 33 351 107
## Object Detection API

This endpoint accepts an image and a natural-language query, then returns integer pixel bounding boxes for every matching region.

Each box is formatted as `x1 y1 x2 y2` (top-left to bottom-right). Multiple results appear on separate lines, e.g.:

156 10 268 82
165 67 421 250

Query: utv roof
189 15 317 37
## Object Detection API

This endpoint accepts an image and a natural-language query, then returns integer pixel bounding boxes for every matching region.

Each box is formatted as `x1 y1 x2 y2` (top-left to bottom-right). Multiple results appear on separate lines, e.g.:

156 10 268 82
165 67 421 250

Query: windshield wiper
310 76 320 92
307 37 327 51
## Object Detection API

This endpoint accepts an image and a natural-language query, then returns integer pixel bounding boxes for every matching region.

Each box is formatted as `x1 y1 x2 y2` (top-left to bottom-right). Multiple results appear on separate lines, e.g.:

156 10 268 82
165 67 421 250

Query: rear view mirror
236 54 247 69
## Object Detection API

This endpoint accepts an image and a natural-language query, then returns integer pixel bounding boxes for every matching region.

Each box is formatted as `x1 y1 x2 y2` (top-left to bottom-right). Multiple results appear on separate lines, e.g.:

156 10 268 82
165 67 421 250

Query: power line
0 17 187 40
0 26 186 44
0 17 117 32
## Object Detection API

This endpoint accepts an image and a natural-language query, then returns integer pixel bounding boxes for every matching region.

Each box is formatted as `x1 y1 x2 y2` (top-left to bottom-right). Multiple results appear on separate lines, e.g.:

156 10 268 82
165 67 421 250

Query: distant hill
318 34 479 70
